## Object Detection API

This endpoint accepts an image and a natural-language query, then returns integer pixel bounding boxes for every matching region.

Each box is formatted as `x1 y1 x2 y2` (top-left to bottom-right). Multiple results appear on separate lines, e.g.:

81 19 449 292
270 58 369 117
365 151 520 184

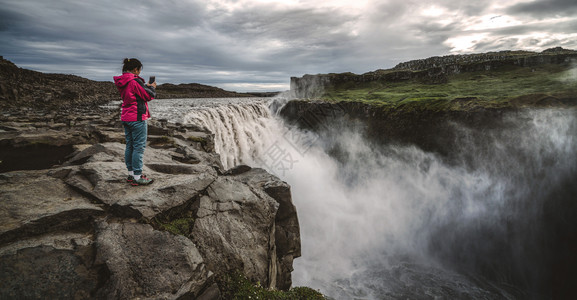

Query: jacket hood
114 72 141 88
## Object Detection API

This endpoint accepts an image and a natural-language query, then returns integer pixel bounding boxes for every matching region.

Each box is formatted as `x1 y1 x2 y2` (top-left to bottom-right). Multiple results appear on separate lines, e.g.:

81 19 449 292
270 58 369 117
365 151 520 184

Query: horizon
3 46 573 94
1 0 576 92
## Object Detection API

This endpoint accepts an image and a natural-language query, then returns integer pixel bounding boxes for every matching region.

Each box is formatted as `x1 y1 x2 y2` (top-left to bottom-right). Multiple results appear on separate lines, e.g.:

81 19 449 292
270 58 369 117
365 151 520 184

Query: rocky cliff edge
0 107 300 299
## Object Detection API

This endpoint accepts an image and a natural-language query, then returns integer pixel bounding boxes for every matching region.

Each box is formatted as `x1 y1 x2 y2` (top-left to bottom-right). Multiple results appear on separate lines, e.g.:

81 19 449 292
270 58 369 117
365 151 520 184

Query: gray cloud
507 0 577 18
0 0 576 92
488 18 577 36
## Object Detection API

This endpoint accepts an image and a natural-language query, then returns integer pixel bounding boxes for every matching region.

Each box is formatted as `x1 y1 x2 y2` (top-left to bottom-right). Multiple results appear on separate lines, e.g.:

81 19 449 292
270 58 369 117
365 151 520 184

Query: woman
113 58 156 186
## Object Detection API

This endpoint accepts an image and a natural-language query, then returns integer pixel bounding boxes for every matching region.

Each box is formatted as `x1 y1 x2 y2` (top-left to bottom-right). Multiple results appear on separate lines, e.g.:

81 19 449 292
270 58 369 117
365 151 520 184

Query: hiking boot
131 176 153 186
127 174 150 183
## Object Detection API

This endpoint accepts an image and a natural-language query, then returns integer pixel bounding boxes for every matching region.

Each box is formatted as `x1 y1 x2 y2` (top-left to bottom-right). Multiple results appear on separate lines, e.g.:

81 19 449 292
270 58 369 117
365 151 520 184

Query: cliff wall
279 97 577 160
392 46 576 71
279 100 510 158
290 47 577 99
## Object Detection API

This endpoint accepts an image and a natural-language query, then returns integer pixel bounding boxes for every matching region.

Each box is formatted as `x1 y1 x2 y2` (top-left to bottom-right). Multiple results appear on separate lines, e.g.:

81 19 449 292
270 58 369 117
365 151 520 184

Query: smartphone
148 76 156 84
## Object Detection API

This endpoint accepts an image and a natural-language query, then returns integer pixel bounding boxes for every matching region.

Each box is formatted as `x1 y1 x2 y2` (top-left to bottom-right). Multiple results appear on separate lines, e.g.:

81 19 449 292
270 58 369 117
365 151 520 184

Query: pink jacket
113 73 156 122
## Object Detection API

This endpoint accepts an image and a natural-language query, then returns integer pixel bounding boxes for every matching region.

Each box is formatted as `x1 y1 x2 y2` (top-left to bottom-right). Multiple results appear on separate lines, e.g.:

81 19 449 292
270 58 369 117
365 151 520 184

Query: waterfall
166 98 577 299
182 100 278 170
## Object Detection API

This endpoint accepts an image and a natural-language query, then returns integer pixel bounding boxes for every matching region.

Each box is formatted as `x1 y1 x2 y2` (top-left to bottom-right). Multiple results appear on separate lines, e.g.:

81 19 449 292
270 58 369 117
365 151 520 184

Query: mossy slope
293 48 577 111
323 63 577 111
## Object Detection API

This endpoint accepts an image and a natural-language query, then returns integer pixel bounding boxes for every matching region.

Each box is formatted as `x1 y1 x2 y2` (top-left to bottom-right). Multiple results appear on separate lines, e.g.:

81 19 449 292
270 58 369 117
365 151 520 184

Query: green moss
149 135 176 148
220 271 326 300
187 136 206 143
157 136 174 143
322 63 577 111
152 217 195 236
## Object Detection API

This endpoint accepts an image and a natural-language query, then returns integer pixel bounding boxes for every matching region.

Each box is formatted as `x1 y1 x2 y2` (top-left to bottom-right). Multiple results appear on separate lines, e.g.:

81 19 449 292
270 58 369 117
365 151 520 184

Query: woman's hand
146 82 157 88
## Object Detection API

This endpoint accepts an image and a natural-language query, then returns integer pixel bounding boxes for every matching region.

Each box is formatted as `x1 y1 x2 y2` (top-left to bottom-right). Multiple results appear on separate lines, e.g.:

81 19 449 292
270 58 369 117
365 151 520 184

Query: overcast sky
1 0 576 92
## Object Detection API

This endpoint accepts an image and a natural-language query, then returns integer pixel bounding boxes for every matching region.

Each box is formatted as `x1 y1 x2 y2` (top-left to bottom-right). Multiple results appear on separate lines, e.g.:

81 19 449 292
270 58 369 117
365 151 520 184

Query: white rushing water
149 97 577 299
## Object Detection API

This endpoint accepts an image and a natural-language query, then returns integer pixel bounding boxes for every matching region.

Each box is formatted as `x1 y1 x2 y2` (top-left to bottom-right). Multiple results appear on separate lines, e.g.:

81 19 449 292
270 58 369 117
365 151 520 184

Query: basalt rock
0 106 301 298
94 221 214 299
234 168 301 290
279 99 516 161
392 47 577 72
191 175 278 288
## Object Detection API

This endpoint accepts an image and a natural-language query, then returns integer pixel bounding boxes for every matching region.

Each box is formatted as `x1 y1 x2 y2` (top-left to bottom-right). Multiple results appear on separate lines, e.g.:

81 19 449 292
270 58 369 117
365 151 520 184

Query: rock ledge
0 107 300 299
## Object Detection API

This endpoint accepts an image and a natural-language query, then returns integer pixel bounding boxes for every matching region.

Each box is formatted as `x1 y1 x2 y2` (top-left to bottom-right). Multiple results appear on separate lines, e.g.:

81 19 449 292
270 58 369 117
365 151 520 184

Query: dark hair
122 58 143 72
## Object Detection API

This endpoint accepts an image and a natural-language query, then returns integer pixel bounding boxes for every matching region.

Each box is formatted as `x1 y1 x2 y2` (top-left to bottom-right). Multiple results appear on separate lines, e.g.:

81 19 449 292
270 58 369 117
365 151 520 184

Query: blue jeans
123 120 147 175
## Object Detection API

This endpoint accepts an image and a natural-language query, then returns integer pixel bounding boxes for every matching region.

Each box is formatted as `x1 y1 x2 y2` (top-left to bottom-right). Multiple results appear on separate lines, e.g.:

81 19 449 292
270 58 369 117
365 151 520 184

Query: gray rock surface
0 170 104 245
191 175 279 287
234 167 301 290
0 110 301 298
64 143 218 219
94 221 213 299
0 239 102 299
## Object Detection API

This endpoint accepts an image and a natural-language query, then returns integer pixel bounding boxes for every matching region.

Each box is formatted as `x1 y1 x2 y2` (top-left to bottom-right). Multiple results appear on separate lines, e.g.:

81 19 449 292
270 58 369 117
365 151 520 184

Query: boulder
191 168 301 289
64 143 218 219
234 168 301 290
191 175 279 287
94 221 214 299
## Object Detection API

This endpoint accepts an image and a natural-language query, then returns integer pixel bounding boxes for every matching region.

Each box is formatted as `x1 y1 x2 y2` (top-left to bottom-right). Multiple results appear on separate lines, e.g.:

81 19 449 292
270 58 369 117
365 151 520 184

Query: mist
165 98 577 299
284 109 577 298
557 61 577 83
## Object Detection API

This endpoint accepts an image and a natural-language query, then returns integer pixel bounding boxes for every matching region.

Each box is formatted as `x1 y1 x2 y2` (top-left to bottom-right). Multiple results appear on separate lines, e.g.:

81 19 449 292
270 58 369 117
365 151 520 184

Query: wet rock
172 139 222 169
224 164 252 176
280 99 515 159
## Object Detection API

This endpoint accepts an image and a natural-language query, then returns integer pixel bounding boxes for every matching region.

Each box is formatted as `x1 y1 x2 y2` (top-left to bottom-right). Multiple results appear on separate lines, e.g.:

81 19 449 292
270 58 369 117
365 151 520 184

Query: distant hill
155 83 274 99
0 57 118 109
290 47 577 109
0 57 277 109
